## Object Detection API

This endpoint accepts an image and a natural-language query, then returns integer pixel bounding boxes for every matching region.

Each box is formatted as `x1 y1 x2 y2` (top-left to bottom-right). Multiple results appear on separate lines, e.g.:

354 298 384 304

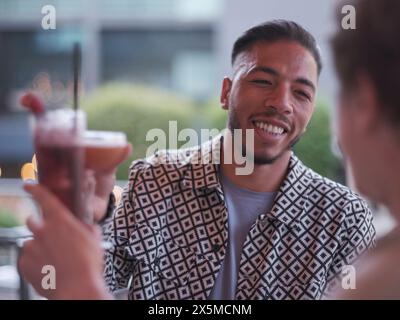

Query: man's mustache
251 109 292 129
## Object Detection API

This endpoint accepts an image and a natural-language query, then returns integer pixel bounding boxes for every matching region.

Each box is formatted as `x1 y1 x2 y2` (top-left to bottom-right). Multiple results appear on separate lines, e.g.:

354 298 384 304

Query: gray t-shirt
208 172 276 300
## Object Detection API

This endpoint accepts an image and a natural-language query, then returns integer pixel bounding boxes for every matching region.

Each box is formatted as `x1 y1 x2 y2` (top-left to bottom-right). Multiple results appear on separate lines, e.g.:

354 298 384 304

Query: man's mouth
252 120 288 136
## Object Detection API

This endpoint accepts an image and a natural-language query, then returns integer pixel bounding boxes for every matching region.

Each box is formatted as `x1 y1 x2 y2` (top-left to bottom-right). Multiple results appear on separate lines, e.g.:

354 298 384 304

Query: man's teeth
254 121 285 135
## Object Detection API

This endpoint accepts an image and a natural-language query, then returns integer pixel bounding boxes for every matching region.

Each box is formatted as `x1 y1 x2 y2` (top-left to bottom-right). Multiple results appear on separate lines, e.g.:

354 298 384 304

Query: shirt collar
264 155 312 229
180 134 223 190
180 134 312 228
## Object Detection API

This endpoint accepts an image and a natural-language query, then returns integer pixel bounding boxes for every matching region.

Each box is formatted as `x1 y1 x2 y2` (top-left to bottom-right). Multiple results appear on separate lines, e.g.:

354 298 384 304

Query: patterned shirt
102 135 376 300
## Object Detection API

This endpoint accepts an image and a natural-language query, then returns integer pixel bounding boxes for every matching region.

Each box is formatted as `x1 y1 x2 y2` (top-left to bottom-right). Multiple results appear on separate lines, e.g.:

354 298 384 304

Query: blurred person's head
332 0 400 208
220 20 321 165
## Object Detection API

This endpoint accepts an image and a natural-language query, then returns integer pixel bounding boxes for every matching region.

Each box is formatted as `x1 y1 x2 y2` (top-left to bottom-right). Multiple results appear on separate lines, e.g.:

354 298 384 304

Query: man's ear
220 77 232 110
356 73 381 134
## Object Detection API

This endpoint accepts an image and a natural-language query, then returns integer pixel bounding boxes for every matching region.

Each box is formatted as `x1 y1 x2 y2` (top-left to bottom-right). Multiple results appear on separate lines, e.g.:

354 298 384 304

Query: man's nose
265 84 293 115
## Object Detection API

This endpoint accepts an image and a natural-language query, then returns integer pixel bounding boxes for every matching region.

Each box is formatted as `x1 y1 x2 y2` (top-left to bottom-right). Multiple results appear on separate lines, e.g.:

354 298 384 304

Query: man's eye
252 80 272 85
295 90 311 100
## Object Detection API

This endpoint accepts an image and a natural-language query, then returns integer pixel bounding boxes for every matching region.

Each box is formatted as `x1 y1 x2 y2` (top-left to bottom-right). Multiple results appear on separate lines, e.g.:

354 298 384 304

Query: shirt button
154 257 160 265
212 244 221 252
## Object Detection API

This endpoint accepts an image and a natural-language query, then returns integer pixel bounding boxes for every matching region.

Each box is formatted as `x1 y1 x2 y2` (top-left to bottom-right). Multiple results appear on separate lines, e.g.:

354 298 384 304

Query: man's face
221 40 318 164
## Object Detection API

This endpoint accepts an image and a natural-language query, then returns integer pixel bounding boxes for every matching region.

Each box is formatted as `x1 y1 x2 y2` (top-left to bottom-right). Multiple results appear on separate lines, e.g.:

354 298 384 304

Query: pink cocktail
84 131 128 172
33 109 88 222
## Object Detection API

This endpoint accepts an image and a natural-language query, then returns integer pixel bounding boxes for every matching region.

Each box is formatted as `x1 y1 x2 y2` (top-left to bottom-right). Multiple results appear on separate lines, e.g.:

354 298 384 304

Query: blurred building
0 0 339 177
0 0 223 176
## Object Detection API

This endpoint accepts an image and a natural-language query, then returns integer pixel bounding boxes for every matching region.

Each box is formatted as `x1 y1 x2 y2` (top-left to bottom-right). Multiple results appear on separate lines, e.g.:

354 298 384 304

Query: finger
26 214 43 236
95 143 133 175
90 224 103 241
121 143 133 163
84 169 96 180
81 224 103 246
20 239 43 261
83 170 96 194
93 171 116 200
24 184 72 221
18 240 45 276
18 254 50 298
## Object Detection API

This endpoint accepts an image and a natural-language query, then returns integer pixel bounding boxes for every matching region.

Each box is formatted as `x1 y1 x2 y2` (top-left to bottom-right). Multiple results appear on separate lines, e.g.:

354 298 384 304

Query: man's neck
220 139 291 193
370 138 400 225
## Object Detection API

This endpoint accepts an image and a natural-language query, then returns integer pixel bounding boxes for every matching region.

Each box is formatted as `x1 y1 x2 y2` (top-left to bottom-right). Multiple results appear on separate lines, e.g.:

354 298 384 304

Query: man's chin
252 149 292 165
253 154 282 165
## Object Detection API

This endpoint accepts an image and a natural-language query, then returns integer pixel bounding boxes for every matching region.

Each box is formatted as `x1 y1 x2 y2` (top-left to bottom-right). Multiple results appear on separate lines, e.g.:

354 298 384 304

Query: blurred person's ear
352 73 381 137
220 77 232 110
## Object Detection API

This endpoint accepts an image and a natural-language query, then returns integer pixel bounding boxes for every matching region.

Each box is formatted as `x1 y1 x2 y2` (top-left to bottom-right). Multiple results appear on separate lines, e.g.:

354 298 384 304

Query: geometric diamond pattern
102 135 376 300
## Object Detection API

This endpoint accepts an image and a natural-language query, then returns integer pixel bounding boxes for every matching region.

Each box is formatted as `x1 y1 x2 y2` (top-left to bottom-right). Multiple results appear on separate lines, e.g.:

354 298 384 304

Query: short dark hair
332 0 400 126
231 20 322 76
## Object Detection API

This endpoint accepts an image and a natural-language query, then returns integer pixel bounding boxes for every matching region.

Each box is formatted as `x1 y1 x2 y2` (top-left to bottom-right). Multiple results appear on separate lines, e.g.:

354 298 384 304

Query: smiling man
19 20 376 300
101 20 375 300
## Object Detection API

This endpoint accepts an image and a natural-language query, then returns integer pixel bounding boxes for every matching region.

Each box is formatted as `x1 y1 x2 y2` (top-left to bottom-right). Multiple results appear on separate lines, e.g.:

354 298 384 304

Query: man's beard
227 107 302 165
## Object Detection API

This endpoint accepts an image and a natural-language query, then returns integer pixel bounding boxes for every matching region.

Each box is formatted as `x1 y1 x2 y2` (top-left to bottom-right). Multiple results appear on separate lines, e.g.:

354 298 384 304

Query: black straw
73 42 81 111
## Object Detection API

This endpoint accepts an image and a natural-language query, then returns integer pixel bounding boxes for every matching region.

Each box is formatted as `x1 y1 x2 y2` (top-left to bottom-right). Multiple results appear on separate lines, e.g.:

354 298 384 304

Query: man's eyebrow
249 66 279 76
249 66 316 93
295 78 316 93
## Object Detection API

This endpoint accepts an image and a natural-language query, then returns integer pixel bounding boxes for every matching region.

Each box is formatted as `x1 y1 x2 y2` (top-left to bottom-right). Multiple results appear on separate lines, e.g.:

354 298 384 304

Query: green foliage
201 97 228 130
0 208 21 228
293 101 341 181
